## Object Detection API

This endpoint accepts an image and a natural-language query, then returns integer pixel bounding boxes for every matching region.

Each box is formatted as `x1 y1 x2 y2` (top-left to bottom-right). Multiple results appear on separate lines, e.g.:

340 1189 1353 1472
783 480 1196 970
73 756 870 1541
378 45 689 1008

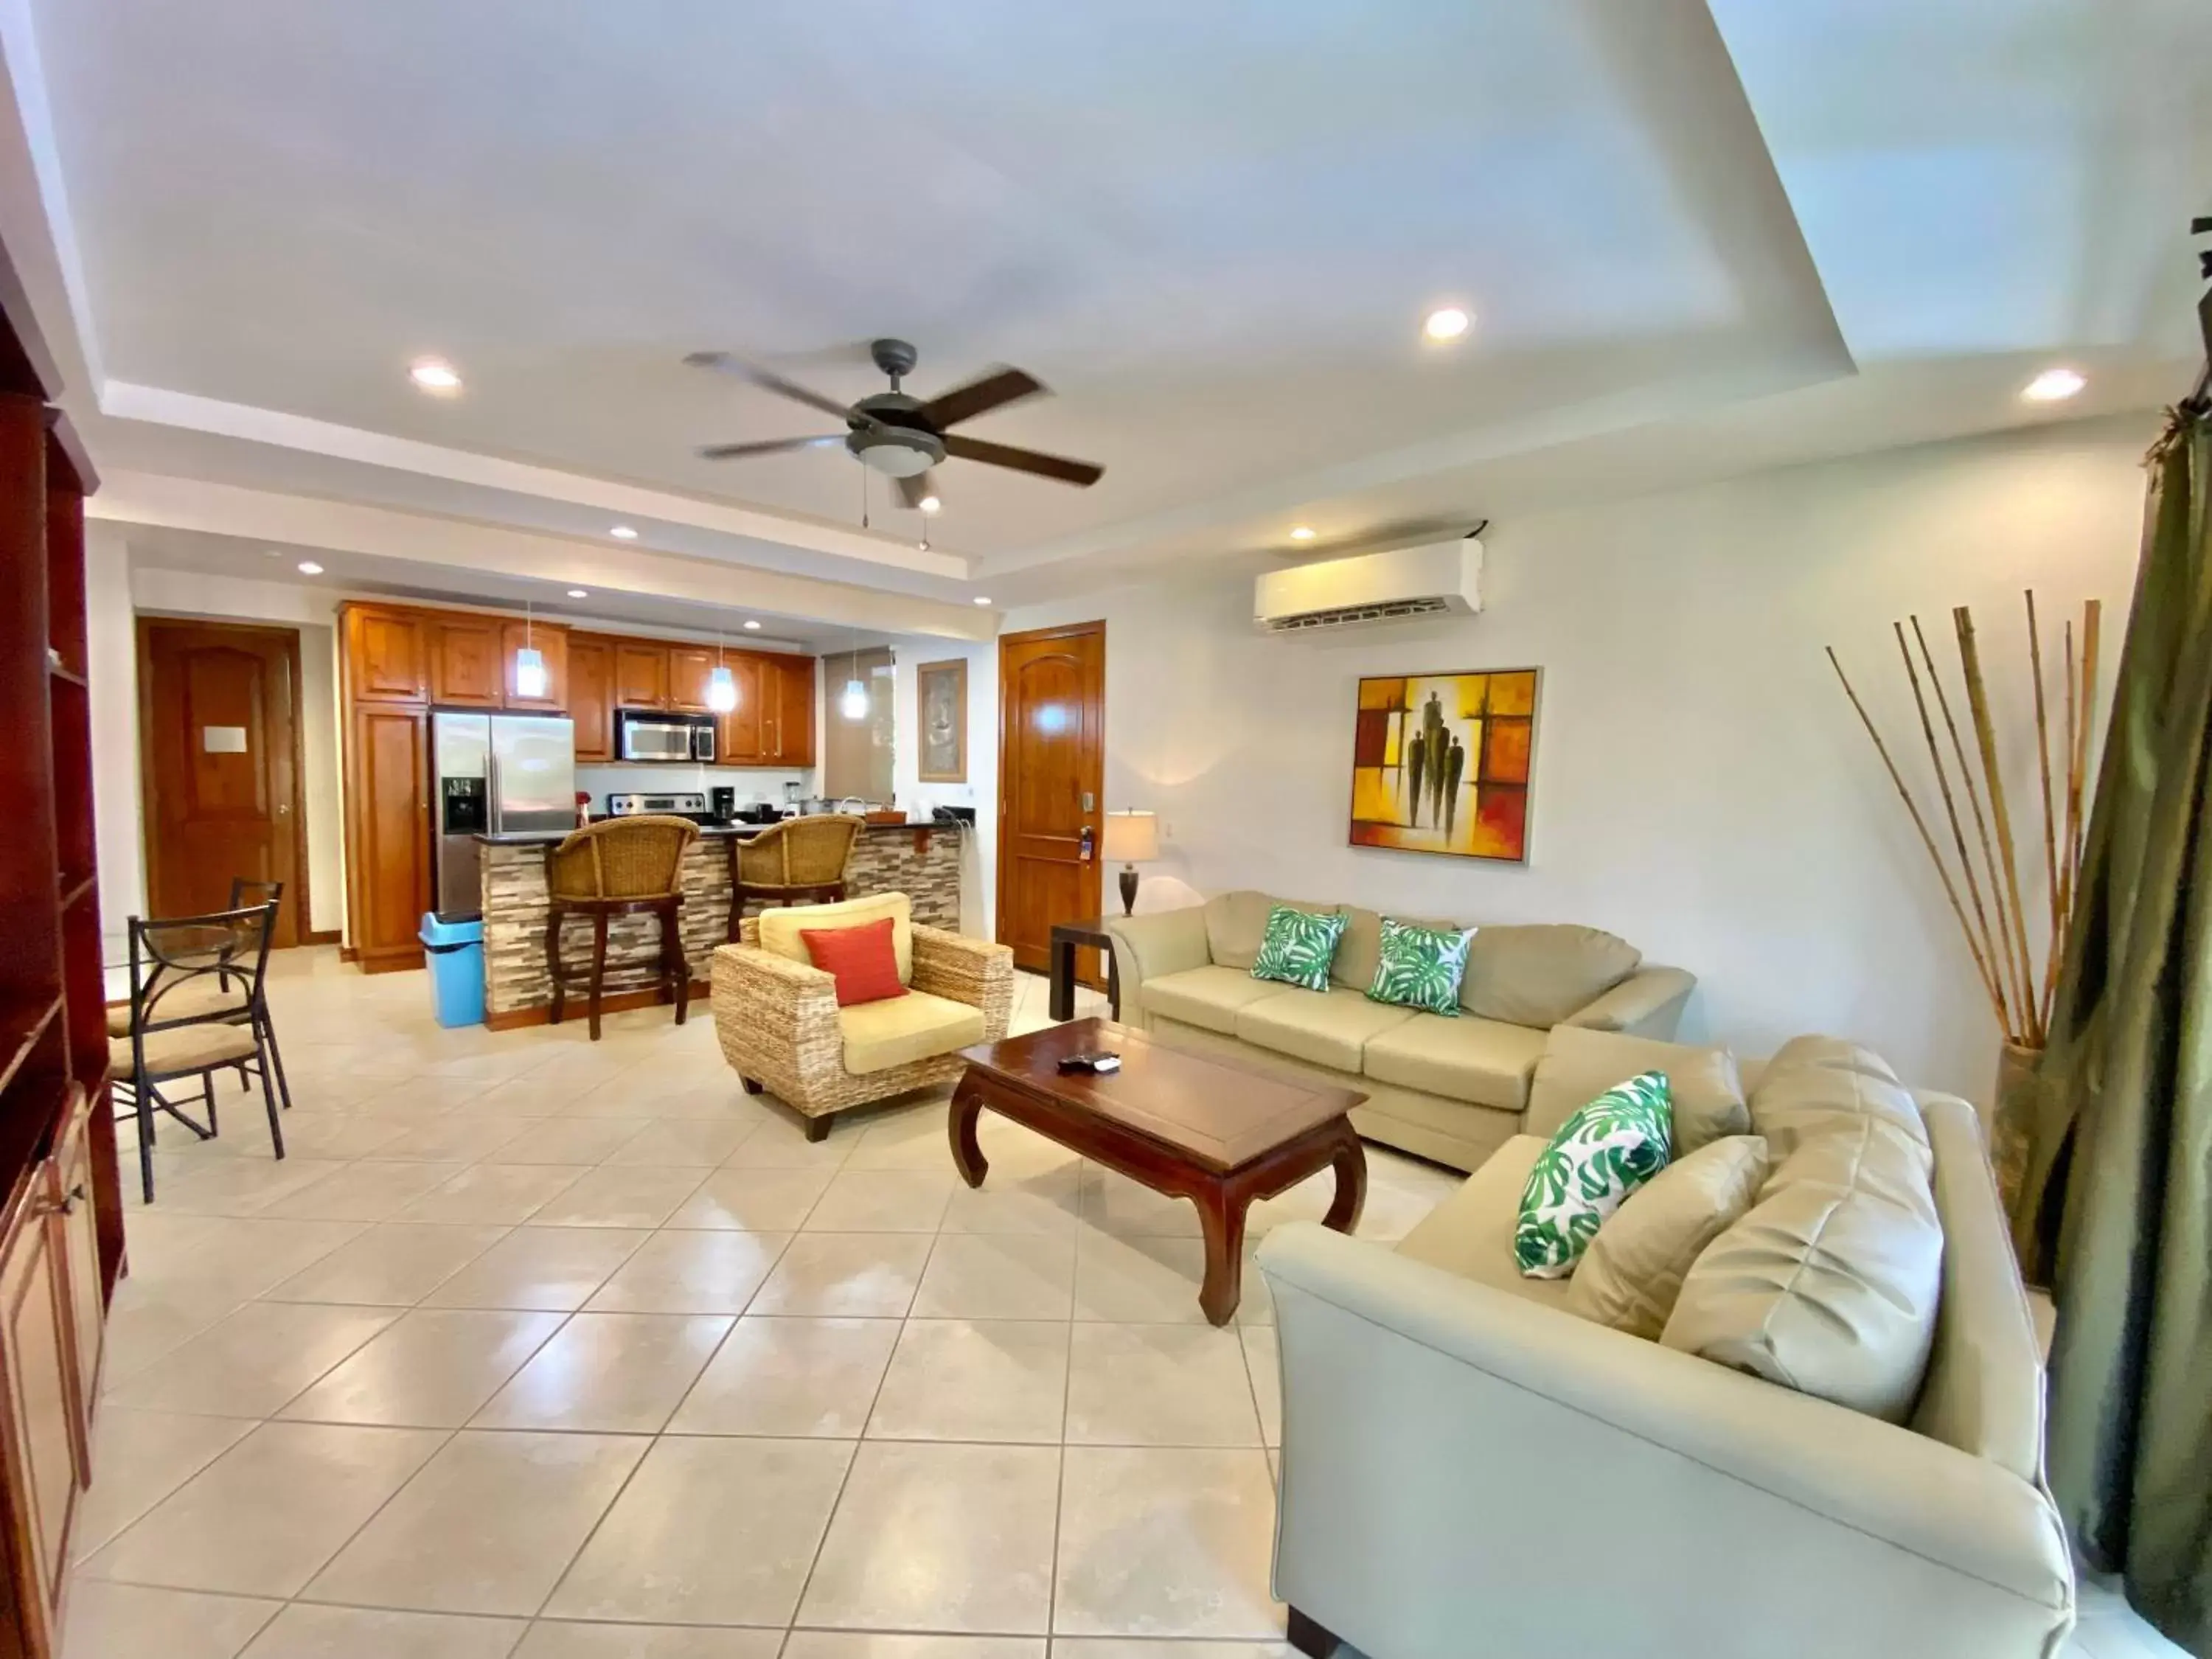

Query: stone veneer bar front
476 821 967 1027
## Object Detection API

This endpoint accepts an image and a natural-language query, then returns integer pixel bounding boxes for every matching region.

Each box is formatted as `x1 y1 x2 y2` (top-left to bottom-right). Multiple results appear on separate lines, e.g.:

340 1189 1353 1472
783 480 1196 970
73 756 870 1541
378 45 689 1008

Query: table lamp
1102 810 1159 915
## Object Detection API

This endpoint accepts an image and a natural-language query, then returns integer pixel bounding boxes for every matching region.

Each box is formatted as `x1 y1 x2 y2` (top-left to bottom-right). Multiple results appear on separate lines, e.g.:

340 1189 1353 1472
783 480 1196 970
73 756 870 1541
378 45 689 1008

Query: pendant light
838 622 869 721
513 599 549 700
706 625 737 714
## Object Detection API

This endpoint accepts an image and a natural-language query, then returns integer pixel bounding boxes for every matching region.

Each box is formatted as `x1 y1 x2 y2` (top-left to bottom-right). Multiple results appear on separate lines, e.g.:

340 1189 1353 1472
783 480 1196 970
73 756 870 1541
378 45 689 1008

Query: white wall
1002 413 2156 1098
575 762 808 812
85 524 142 957
886 635 999 937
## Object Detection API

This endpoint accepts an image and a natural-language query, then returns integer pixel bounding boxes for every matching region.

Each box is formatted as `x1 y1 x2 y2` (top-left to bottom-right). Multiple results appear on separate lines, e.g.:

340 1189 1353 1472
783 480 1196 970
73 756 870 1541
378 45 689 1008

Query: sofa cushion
1363 1015 1545 1111
1141 964 1292 1035
838 990 985 1076
1527 1026 1748 1151
760 891 914 984
1236 986 1418 1073
1205 890 1335 971
1252 905 1349 992
1567 1134 1770 1338
1394 1135 1573 1310
1751 1034 1930 1162
1460 924 1641 1026
1366 918 1478 1016
1515 1071 1674 1278
801 915 907 1006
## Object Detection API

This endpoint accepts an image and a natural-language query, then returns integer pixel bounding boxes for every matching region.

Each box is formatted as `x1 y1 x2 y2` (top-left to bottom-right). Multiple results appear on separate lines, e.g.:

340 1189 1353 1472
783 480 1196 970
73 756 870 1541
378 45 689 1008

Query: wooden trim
302 929 341 946
485 980 712 1032
338 945 358 964
358 950 422 975
995 619 1107 986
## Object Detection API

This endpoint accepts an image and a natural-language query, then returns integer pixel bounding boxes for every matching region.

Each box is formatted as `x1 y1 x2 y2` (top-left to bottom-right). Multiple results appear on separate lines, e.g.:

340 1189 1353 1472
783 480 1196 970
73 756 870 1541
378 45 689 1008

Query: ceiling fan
685 336 1103 508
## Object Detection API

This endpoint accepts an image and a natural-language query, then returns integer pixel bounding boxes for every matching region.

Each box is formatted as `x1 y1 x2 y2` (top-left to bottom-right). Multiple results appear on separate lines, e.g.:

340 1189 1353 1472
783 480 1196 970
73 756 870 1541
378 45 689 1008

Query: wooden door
998 621 1105 977
138 619 305 945
0 1180 81 1655
613 644 669 709
428 616 503 707
569 638 613 760
775 656 817 765
349 704 428 967
668 647 714 714
501 622 568 711
720 655 765 762
347 606 427 702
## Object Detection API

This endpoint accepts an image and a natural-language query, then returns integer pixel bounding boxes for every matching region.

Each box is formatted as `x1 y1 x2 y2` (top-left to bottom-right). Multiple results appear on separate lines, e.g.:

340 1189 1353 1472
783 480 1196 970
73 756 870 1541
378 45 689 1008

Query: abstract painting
916 658 967 782
1349 669 1538 861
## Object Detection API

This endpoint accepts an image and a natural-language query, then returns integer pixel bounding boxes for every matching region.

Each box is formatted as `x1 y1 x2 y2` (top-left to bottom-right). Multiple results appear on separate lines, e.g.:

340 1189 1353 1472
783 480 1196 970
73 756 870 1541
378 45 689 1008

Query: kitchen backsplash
574 763 813 812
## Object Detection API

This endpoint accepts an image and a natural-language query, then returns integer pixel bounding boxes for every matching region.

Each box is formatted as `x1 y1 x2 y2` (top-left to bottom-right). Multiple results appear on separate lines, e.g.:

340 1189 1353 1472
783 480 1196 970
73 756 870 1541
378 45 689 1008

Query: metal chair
112 902 286 1202
108 877 294 1113
726 813 862 942
546 815 700 1040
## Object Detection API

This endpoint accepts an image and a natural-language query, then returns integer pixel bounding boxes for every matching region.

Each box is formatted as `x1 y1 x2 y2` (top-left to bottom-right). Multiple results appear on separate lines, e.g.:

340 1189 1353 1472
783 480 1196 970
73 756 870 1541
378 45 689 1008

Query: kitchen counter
473 819 966 846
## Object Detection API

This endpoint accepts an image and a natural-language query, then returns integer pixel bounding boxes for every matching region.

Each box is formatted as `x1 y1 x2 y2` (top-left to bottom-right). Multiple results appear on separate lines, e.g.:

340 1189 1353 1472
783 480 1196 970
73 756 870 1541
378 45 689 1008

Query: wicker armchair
711 894 1014 1139
726 813 862 941
546 814 700 1040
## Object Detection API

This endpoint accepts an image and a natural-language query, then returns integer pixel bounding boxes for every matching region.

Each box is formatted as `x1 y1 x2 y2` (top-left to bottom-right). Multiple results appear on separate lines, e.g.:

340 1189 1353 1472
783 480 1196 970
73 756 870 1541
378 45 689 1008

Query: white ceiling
4 0 2207 623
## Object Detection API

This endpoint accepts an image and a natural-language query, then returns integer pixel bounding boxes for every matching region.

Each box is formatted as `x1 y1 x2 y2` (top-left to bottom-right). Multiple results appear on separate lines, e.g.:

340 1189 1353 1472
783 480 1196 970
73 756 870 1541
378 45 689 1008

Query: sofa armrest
709 942 844 1095
1256 1222 2072 1659
1562 964 1694 1037
911 926 1016 1038
1104 907 1211 1029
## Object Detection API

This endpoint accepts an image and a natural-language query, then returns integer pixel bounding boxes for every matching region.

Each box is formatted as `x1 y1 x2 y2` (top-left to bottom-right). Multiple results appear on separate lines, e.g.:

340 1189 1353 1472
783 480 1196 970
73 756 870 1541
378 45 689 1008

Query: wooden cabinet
428 616 504 707
718 655 765 762
347 606 428 703
569 637 613 760
667 647 715 714
500 621 568 712
773 655 817 766
51 1102 99 1469
0 1162 83 1658
347 704 429 970
613 644 669 709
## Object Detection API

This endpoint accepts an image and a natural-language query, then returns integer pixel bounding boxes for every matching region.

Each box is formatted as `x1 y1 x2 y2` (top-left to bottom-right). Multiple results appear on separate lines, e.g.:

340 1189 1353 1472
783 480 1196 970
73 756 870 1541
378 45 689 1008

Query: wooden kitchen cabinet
501 620 568 712
347 704 430 970
347 605 428 703
568 636 613 760
718 655 765 762
428 615 504 707
667 647 715 714
775 654 817 765
613 644 669 709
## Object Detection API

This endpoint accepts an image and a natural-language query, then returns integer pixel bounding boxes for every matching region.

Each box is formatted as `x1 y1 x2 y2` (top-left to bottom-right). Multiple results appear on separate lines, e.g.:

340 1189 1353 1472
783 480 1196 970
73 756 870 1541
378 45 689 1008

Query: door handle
1079 826 1095 863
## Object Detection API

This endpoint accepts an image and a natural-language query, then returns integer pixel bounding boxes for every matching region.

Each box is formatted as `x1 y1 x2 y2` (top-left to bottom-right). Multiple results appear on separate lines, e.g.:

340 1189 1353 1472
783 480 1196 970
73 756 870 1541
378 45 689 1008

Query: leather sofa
1105 891 1694 1171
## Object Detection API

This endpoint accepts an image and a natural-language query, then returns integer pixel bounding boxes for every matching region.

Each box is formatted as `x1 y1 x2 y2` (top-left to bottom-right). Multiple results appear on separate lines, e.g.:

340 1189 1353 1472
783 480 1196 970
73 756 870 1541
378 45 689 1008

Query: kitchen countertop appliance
615 707 717 763
434 712 577 919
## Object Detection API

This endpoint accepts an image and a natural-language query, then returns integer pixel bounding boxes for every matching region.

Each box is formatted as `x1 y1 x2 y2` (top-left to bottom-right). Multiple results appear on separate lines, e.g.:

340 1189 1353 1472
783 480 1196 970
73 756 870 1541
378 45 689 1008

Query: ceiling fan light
838 678 870 720
512 646 549 700
706 664 738 713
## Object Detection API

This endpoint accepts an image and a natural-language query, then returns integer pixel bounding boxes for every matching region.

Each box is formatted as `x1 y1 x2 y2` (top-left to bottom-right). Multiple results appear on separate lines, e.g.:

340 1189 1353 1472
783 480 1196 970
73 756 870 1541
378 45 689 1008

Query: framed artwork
916 658 968 782
1349 668 1539 861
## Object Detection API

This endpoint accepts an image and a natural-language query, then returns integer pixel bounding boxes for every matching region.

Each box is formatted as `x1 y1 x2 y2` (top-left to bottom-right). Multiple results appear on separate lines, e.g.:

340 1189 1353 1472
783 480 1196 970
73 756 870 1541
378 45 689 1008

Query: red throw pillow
801 916 908 1006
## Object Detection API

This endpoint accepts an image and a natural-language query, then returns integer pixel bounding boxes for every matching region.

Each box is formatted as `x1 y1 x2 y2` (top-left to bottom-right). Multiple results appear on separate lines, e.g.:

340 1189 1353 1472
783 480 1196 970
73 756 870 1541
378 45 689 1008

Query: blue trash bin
420 912 486 1029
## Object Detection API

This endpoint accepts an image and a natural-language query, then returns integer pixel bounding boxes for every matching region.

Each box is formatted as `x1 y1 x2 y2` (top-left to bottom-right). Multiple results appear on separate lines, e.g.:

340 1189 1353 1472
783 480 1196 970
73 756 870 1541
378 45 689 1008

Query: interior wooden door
349 704 428 967
568 638 613 760
428 616 503 707
998 621 1105 978
138 619 304 945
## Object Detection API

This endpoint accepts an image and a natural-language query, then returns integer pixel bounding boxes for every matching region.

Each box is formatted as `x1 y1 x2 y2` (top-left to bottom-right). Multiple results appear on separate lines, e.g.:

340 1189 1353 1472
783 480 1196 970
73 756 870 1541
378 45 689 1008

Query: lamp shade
512 645 549 700
1102 810 1159 863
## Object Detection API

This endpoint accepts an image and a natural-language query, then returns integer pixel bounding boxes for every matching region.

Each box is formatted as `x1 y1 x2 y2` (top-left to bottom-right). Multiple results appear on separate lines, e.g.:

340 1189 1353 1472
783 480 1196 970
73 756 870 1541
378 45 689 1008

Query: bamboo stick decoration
1955 605 2042 1046
2026 593 2061 944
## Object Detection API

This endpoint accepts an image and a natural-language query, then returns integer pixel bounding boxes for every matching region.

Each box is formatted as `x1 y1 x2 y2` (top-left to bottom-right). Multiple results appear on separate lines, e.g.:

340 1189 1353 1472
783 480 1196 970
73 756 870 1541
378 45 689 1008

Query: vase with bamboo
1828 593 2101 1208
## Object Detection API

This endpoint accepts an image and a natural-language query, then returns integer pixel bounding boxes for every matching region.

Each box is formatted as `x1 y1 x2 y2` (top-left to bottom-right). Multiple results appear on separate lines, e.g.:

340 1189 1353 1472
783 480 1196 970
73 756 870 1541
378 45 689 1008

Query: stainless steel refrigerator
431 712 577 919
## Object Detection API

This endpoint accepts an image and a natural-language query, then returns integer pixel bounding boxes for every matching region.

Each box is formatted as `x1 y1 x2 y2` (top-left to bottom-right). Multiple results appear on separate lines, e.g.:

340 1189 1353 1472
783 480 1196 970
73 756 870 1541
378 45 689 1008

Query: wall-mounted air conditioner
1253 538 1483 634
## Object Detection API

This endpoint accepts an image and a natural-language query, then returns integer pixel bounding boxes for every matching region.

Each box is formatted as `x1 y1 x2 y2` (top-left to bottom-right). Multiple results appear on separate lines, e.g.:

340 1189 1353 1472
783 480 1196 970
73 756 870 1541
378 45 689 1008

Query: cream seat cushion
105 979 250 1037
759 892 914 985
838 990 984 1075
1141 964 1294 1036
1528 1026 1750 1151
1205 890 1338 971
1234 986 1418 1074
1459 924 1640 1026
1567 1135 1770 1338
1362 1015 1547 1112
1394 1136 1572 1310
111 1023 258 1079
1750 1034 1930 1161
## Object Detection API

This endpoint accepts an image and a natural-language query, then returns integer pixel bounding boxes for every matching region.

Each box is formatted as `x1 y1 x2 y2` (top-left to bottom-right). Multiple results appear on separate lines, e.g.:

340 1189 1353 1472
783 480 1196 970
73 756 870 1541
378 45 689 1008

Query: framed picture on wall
1349 668 1540 860
917 658 968 782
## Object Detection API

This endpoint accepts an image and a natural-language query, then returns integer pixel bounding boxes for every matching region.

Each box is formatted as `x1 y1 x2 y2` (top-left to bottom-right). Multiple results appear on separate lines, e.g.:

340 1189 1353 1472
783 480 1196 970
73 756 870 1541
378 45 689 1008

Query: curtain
2023 403 2212 1654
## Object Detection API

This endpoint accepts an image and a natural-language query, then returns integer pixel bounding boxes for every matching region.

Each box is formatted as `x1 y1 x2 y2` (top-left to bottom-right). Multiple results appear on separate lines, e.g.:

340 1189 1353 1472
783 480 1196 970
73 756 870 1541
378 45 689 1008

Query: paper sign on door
201 726 248 753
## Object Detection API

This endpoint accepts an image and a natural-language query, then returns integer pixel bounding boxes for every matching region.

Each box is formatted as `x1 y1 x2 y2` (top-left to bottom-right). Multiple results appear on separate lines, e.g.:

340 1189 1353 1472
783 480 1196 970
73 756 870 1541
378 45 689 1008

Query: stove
604 791 718 824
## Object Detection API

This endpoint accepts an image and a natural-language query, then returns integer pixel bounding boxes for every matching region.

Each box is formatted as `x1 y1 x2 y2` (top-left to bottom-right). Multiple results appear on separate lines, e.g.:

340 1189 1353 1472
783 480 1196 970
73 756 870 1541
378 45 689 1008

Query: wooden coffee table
950 1018 1367 1324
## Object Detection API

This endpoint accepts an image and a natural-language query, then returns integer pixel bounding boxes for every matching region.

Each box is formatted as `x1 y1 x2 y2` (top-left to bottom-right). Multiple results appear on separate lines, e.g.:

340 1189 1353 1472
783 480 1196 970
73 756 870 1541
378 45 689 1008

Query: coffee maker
708 785 737 823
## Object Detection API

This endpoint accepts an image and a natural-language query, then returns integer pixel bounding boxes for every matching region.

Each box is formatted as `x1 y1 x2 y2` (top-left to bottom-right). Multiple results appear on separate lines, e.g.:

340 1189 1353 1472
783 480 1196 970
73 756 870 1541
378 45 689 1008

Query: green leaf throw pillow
1515 1071 1674 1279
1366 918 1476 1015
1249 905 1347 992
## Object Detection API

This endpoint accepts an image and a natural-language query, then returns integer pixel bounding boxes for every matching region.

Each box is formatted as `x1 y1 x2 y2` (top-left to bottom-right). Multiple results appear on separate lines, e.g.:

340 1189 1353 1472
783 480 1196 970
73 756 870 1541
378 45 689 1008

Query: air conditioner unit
1253 538 1484 633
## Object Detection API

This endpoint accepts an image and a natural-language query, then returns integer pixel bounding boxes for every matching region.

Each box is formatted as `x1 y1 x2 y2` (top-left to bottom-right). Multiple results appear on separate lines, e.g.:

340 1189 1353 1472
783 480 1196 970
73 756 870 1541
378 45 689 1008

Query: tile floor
71 949 2187 1659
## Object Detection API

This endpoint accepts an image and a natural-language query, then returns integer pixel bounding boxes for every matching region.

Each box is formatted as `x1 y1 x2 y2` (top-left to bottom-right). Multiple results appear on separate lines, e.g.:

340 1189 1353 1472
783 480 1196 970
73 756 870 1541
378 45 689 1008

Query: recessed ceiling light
1422 307 1472 343
609 525 639 540
974 596 992 606
918 495 942 515
1289 526 1316 542
566 588 588 599
2022 367 2085 403
742 619 762 630
296 560 324 576
408 358 462 393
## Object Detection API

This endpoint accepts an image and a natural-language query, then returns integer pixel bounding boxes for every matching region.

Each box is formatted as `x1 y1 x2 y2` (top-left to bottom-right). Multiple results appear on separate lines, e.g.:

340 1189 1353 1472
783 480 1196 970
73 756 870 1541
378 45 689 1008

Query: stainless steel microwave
615 709 717 763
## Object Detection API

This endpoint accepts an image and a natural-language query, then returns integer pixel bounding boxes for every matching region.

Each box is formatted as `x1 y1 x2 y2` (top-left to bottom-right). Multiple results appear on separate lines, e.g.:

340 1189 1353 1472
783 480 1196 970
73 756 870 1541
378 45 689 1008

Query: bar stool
546 815 700 1040
726 813 863 942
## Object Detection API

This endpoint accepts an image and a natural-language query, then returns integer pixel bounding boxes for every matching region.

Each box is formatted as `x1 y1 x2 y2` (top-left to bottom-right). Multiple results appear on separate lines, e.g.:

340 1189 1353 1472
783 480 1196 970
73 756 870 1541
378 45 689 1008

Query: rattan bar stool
726 813 863 942
545 815 700 1040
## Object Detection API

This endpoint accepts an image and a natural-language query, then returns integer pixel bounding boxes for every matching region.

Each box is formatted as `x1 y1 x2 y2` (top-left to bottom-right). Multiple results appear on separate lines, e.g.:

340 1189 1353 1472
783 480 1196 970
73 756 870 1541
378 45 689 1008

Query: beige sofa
1256 1028 2073 1659
1105 891 1694 1171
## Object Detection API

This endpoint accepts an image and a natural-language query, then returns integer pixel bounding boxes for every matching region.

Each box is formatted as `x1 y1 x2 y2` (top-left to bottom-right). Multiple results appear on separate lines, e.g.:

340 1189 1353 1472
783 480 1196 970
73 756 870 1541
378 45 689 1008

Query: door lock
1079 825 1095 863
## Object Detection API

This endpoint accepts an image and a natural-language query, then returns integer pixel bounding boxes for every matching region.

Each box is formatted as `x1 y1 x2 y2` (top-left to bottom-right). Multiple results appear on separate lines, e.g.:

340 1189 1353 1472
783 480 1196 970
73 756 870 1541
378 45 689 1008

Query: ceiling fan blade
894 470 939 510
696 434 846 460
684 351 853 422
919 366 1046 430
942 433 1103 487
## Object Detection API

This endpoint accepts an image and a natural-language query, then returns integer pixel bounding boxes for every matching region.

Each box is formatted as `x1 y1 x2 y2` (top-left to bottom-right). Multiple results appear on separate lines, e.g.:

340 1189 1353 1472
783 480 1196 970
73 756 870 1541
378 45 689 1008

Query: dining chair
108 877 294 1113
726 813 861 942
546 815 700 1040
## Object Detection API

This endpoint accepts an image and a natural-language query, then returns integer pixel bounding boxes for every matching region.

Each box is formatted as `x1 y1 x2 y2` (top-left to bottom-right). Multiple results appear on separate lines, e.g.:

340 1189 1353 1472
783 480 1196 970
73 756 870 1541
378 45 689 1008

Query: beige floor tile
639 1084 773 1122
305 1430 648 1616
515 1625 782 1659
666 1315 899 1437
155 1157 357 1220
912 1233 1076 1320
1237 1247 1276 1327
748 1233 933 1317
106 1301 398 1418
70 1408 258 1561
82 1421 447 1598
423 1228 650 1312
803 1168 957 1232
717 1111 859 1169
278 1309 568 1427
100 1284 247 1389
838 1105 956 1170
474 1312 731 1433
368 1114 543 1164
255 1116 413 1161
939 1161 1081 1237
543 1436 853 1625
474 1071 616 1116
257 1159 467 1223
1071 1233 1210 1326
1049 1644 1290 1659
349 1076 502 1116
1240 1324 1281 1447
1079 1165 1203 1238
1054 1447 1282 1638
600 1119 757 1167
122 1217 370 1304
60 1582 281 1659
238 1603 526 1658
784 1638 1043 1659
667 1166 833 1231
581 1228 788 1316
799 1441 1060 1634
263 1222 512 1306
1065 1324 1262 1447
527 1166 708 1229
866 1319 1068 1444
494 1119 652 1166
394 1164 590 1225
